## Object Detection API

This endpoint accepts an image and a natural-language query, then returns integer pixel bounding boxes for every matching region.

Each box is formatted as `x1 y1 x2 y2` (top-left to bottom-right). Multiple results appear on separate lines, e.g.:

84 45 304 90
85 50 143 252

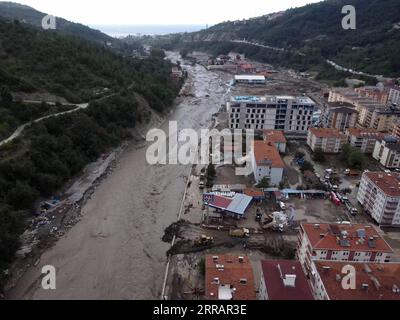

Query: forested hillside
156 0 400 77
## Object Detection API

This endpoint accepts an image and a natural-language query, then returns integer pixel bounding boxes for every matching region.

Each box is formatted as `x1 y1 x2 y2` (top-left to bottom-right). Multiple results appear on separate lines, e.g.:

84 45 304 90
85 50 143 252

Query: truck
229 228 250 238
344 169 360 176
194 235 214 246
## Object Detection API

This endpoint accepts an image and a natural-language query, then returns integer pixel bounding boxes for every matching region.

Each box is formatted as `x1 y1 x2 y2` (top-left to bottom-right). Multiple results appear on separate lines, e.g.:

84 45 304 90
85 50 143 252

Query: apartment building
392 120 400 138
307 128 347 153
297 223 393 275
322 102 358 131
259 260 314 300
205 255 256 300
357 172 400 226
346 128 385 154
328 89 399 132
355 86 389 105
310 261 400 300
227 95 315 133
389 86 400 105
251 140 285 185
372 137 400 169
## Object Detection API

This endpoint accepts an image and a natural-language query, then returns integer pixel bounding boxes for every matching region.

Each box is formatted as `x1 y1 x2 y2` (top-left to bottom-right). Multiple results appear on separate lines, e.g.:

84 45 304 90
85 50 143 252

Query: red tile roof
261 260 314 300
205 255 256 300
347 128 385 139
253 141 285 168
309 128 346 139
314 261 400 300
301 223 393 253
263 130 287 144
244 188 264 198
363 172 400 197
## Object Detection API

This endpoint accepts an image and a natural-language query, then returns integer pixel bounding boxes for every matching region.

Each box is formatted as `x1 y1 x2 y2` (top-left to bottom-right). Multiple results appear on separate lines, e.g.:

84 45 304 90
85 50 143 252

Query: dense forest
149 0 400 78
0 19 182 282
0 19 162 103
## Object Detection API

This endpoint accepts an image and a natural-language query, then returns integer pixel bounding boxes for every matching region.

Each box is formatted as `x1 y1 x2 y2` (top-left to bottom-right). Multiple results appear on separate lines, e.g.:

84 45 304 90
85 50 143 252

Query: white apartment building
357 172 400 226
372 137 400 169
228 95 315 133
307 128 347 153
250 140 285 186
297 223 393 277
389 86 400 105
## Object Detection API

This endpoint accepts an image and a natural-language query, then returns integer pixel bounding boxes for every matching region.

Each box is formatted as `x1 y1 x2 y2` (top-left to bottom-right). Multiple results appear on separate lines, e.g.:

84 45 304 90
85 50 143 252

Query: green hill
161 0 400 77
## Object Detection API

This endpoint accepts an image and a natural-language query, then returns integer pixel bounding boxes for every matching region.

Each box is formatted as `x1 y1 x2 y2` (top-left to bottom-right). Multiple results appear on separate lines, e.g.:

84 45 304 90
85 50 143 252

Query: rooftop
203 193 253 216
263 130 287 144
205 255 256 300
309 128 346 139
253 141 285 168
363 172 400 197
346 128 385 139
314 261 400 300
234 75 265 81
231 95 314 104
301 223 393 253
328 101 356 109
261 260 314 300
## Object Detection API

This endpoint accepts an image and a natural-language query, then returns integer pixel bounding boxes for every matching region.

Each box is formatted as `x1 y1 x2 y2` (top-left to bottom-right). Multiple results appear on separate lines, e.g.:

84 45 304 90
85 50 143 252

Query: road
231 40 379 79
7 52 232 300
0 102 89 147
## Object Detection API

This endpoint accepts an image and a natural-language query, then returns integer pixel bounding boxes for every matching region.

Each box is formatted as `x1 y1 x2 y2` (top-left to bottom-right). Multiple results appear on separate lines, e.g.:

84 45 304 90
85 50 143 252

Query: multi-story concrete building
307 128 347 153
389 86 400 105
355 86 389 105
357 172 400 226
205 255 256 300
227 95 315 133
259 260 314 300
297 223 393 275
251 140 285 186
310 261 400 300
391 120 400 138
372 137 400 169
322 102 358 131
346 128 385 154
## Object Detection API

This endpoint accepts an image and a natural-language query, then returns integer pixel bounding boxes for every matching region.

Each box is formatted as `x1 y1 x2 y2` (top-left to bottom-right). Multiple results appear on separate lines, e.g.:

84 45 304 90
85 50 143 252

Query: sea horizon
91 24 208 37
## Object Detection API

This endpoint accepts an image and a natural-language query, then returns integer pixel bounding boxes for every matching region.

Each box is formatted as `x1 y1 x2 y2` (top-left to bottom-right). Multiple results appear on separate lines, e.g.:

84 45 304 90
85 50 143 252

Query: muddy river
6 52 231 300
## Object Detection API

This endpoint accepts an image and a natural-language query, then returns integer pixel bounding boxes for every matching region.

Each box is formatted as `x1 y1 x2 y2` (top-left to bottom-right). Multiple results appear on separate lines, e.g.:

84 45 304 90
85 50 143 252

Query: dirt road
7 52 231 300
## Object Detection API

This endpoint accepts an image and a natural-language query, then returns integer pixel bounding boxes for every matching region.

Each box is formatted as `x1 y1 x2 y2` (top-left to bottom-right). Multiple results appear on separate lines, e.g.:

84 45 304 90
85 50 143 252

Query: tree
150 48 166 59
313 149 326 162
0 86 13 107
348 150 366 170
179 49 189 59
341 143 352 161
256 177 270 188
6 181 39 210
300 160 314 173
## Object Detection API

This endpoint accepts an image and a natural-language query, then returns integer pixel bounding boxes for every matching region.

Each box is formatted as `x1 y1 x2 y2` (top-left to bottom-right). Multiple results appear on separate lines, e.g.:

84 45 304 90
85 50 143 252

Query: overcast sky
12 0 322 25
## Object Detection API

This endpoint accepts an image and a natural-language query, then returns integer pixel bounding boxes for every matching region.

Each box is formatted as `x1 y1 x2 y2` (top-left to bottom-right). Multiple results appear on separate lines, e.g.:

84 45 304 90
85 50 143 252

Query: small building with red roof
259 260 314 300
205 255 256 300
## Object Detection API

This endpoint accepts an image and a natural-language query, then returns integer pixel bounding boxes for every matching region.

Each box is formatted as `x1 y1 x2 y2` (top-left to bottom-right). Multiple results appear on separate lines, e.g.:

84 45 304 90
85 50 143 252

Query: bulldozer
194 235 214 247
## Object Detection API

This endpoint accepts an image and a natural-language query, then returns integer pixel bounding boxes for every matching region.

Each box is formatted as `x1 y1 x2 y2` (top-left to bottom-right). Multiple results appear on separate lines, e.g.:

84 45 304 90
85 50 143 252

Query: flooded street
7 52 231 300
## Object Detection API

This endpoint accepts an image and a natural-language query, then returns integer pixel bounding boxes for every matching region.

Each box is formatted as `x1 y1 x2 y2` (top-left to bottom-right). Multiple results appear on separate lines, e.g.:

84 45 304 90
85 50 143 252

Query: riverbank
5 51 232 300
